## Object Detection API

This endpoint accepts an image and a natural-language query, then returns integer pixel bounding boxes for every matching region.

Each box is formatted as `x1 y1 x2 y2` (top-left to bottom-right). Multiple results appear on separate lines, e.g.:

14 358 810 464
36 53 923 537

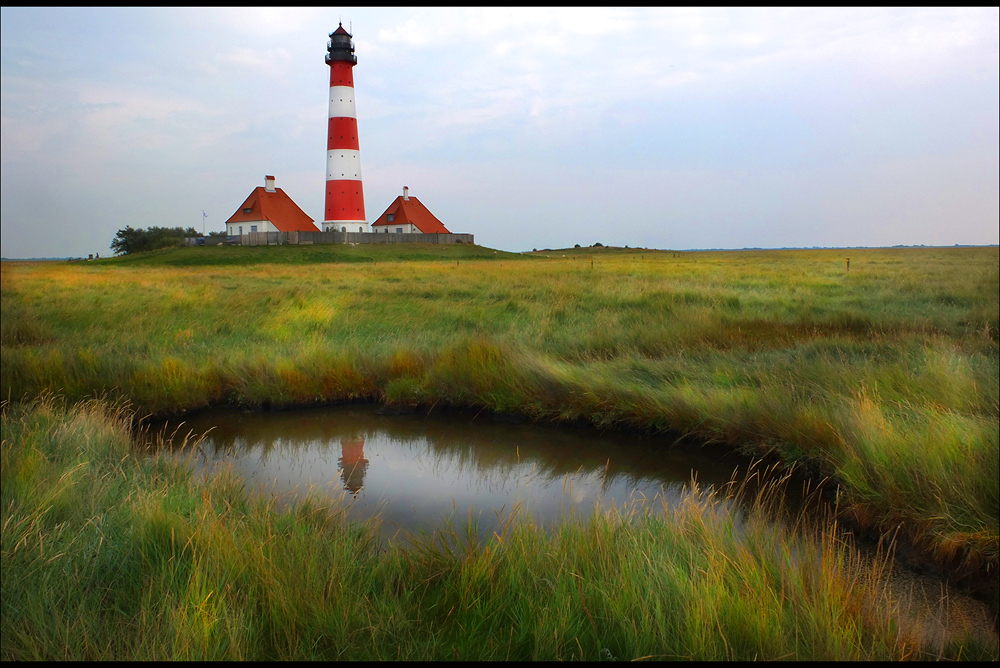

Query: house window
341 226 346 232
243 208 252 214
359 226 363 233
250 225 257 233
396 227 403 234
239 226 243 235
387 214 394 222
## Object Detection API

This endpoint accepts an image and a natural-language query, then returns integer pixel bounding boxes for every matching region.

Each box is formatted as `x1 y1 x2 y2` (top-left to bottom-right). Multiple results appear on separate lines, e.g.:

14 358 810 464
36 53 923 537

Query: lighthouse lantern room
323 23 367 233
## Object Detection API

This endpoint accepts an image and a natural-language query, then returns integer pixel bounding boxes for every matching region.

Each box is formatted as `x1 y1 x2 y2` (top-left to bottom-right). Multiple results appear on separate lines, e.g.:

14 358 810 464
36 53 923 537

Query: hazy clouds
2 7 997 257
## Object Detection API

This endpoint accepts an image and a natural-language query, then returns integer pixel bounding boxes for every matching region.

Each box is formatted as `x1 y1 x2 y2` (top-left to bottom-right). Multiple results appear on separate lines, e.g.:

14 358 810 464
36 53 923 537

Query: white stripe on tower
323 23 366 232
327 150 362 180
328 86 356 117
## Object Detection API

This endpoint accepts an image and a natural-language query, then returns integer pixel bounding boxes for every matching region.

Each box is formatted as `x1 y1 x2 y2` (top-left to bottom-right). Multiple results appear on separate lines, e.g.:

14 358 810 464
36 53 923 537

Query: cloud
376 7 634 51
178 7 326 38
214 47 293 78
364 7 999 151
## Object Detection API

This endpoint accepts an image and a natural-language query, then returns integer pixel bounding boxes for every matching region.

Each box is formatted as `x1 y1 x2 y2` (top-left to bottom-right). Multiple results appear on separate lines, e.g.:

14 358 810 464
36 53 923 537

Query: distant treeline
111 226 226 255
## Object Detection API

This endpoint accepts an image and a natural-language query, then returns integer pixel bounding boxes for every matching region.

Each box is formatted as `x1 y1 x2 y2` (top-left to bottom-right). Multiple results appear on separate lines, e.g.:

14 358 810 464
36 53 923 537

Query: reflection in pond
339 435 368 497
156 403 770 542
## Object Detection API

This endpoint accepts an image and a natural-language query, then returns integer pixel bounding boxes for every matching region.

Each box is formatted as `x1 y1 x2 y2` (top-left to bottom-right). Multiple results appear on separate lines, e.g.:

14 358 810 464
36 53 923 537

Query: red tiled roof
225 187 320 232
370 195 450 234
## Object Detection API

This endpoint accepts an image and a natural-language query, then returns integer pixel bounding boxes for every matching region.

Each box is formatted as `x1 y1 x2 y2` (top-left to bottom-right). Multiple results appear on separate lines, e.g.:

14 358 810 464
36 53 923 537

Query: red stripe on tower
323 23 366 232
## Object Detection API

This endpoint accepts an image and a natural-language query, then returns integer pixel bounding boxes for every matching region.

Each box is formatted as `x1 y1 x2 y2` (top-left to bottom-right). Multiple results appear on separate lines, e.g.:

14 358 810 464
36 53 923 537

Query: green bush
110 226 199 255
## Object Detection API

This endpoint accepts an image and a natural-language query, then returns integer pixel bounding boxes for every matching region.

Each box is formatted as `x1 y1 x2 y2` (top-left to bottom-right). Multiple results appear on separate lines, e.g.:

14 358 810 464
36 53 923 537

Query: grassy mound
97 242 529 267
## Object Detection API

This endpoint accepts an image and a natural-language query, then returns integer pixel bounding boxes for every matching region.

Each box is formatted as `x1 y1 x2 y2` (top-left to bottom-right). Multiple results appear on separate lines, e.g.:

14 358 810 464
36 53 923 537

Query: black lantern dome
326 23 357 64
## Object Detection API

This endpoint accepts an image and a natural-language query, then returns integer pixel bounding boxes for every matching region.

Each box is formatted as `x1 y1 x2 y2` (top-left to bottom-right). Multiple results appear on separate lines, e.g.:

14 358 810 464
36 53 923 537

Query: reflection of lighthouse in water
339 435 369 496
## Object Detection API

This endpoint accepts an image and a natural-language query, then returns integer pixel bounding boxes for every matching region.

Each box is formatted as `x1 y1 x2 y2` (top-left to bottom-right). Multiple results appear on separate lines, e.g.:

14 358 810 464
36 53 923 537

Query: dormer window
243 208 252 214
387 214 394 222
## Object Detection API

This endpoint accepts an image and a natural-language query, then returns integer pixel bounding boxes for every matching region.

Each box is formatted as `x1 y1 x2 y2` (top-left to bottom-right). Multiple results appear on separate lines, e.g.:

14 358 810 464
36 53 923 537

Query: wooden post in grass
846 257 850 272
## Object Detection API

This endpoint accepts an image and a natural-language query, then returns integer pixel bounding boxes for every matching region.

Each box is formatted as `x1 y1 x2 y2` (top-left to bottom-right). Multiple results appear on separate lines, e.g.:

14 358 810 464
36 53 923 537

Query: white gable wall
372 223 422 234
227 220 278 236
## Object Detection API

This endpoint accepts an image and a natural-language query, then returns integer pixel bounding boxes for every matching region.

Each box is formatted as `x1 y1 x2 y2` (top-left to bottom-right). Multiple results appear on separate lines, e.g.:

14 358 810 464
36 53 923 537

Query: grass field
2 243 998 659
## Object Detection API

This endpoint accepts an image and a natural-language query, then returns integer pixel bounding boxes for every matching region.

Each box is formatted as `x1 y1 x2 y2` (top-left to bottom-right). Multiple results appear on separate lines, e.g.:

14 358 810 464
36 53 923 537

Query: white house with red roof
370 186 451 234
225 175 321 236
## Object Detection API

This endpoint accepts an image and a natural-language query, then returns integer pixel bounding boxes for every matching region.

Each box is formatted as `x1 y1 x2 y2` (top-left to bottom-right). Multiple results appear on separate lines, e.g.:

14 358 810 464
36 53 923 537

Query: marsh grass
3 398 994 660
1 246 997 615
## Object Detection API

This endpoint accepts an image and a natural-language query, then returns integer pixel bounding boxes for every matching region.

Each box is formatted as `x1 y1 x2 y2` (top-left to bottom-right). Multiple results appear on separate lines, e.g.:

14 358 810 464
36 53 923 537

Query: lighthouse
323 23 367 233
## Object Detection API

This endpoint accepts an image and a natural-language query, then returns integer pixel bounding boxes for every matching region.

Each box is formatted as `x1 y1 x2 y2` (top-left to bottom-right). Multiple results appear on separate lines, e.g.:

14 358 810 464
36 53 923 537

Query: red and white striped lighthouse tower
323 23 366 232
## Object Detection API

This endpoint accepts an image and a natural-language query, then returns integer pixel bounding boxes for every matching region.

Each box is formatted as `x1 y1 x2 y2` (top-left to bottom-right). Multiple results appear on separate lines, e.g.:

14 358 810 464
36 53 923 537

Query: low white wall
239 231 474 246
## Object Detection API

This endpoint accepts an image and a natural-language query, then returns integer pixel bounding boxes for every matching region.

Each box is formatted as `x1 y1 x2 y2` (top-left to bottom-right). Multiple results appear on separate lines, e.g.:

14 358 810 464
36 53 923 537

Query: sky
1 7 998 257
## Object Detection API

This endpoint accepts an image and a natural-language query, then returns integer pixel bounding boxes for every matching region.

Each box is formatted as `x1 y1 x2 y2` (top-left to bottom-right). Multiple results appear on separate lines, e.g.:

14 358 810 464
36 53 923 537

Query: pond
150 402 996 648
152 403 789 543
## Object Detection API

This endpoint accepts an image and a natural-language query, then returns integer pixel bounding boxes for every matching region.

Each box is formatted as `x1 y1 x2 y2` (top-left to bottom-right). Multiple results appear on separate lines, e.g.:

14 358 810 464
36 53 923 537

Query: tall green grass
3 398 994 660
1 246 997 589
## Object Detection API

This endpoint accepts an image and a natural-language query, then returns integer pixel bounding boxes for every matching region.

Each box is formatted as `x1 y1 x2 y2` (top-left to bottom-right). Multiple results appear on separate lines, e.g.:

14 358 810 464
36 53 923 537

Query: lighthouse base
322 220 369 233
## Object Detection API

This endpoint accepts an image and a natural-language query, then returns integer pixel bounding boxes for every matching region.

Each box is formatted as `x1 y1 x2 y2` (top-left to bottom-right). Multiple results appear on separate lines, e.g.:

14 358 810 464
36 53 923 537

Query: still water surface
158 403 762 541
